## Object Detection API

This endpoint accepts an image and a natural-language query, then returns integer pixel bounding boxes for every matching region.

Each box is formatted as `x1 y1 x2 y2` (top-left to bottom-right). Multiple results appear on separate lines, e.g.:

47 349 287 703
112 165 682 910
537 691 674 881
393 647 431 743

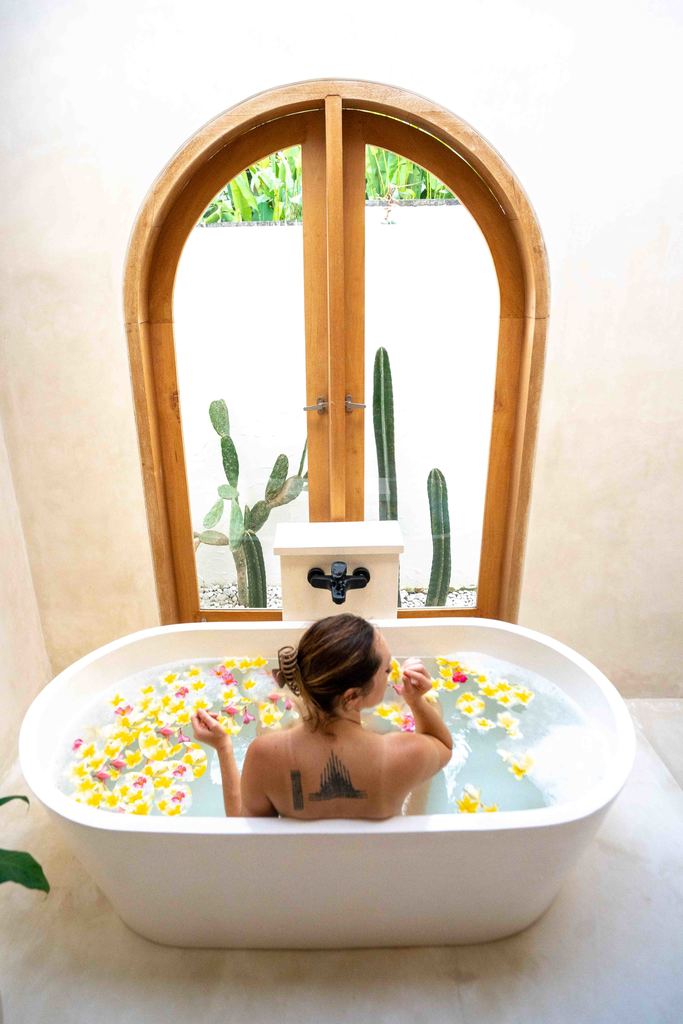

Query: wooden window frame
124 79 550 625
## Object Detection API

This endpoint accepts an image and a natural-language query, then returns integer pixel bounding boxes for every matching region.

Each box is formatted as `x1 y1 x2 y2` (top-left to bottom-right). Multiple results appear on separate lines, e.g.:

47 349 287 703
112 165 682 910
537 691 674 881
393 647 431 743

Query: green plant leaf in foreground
0 848 50 892
0 795 29 808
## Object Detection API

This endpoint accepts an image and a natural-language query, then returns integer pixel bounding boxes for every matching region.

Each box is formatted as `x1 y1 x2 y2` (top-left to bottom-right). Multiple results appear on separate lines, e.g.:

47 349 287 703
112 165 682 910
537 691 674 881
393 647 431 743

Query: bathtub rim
19 617 636 837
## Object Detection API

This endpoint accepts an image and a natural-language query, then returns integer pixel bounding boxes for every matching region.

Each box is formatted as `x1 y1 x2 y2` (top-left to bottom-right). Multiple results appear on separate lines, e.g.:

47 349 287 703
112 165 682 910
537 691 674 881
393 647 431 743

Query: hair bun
277 645 302 696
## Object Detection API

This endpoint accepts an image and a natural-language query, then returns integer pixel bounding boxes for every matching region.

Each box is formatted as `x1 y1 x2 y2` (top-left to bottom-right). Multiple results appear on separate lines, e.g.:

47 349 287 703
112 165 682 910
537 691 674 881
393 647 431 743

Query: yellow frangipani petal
496 712 520 731
496 693 516 707
456 792 480 814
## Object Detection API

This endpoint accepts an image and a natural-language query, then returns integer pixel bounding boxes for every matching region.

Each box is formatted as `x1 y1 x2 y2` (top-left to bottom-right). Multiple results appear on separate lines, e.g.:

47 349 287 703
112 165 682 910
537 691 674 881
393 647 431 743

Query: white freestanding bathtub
19 618 635 948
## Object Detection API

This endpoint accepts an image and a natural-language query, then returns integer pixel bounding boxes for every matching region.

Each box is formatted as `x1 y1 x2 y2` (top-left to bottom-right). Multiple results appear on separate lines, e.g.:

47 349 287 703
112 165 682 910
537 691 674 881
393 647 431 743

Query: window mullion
324 95 347 521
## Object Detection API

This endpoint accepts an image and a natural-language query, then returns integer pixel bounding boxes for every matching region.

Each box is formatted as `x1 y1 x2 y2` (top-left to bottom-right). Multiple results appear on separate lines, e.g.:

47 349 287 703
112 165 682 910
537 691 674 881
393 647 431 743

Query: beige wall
0 421 51 779
0 1 681 695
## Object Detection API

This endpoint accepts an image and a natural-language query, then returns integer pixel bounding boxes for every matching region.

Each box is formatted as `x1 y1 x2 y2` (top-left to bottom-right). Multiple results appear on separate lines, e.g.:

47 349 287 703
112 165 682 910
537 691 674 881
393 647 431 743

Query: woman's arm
240 737 279 817
215 741 242 817
191 708 242 816
401 658 453 755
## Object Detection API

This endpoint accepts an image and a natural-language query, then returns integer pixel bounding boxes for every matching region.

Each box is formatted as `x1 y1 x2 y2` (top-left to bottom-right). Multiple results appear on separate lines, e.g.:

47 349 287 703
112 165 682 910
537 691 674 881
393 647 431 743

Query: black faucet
307 561 371 605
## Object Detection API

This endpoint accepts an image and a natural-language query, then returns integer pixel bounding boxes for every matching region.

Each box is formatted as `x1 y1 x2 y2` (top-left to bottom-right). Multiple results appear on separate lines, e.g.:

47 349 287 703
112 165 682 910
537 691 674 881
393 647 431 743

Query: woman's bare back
241 718 449 820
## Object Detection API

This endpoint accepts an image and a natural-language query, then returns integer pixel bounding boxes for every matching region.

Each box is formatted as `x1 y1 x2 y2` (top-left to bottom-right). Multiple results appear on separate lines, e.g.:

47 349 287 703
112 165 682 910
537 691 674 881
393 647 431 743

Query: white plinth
273 521 404 620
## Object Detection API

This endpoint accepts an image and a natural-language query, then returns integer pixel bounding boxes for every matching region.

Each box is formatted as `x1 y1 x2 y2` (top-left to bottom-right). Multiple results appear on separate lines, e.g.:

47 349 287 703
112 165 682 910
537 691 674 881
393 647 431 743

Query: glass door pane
174 146 309 610
363 146 500 609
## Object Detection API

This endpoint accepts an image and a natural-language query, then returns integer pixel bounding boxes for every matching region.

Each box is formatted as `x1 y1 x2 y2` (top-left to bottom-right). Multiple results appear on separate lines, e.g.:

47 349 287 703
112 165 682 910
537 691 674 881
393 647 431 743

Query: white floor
1 699 682 1024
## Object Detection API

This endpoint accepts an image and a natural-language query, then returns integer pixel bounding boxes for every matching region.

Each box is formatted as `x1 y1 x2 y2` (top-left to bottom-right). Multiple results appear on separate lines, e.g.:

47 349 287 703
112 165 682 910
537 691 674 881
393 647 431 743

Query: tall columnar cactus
426 468 451 607
373 347 398 521
194 398 307 608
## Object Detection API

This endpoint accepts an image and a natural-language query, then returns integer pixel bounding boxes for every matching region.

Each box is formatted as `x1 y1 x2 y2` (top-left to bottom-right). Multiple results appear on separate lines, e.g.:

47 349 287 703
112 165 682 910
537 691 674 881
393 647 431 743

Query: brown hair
275 614 381 730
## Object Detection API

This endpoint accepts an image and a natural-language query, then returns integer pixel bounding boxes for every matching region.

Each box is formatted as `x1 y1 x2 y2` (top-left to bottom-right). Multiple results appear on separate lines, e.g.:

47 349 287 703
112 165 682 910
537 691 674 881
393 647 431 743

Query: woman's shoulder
381 729 452 775
245 726 299 762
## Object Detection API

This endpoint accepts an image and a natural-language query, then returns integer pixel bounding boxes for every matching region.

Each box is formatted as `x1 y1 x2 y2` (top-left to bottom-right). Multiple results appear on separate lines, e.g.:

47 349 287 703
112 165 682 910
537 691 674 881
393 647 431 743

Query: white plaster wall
0 420 51 780
0 0 681 694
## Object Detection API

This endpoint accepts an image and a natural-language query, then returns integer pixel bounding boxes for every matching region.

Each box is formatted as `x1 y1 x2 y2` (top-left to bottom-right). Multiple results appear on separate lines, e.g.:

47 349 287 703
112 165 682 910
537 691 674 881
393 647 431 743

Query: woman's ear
340 687 362 710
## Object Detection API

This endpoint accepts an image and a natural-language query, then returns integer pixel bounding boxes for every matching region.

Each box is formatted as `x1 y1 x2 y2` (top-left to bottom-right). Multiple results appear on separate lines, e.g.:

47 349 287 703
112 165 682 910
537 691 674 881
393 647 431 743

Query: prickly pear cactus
194 403 307 608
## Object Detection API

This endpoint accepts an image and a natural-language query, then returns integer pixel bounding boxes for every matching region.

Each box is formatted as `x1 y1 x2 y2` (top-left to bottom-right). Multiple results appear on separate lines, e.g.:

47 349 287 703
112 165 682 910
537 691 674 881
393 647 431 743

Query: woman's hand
401 658 433 705
191 707 231 751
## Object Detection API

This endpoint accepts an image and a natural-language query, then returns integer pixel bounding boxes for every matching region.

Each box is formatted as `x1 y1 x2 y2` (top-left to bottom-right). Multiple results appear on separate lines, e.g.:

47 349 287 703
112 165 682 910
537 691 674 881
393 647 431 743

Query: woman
191 613 452 819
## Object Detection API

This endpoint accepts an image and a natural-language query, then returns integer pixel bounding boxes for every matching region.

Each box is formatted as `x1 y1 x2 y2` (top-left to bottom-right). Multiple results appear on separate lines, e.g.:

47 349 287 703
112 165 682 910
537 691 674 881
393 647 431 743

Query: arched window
124 80 550 624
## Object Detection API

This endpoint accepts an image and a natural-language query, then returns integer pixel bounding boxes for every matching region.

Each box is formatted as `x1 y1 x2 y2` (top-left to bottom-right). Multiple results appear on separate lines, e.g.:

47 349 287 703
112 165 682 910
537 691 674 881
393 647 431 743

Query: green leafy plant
365 147 457 202
200 147 458 226
194 399 307 608
201 149 303 225
426 468 452 607
1 795 49 893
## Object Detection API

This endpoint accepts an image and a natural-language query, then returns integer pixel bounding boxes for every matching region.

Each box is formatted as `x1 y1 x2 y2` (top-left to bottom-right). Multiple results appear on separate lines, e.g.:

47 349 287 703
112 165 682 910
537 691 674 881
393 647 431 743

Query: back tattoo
290 752 367 810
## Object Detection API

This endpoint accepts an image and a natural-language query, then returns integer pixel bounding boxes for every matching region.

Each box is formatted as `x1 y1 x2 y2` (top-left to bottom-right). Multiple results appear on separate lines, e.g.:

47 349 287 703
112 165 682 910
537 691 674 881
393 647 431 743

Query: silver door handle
303 397 328 414
345 394 366 413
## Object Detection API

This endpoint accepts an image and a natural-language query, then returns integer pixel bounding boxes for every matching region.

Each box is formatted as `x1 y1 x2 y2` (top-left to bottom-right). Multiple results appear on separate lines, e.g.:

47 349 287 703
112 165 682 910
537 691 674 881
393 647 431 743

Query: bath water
57 653 607 817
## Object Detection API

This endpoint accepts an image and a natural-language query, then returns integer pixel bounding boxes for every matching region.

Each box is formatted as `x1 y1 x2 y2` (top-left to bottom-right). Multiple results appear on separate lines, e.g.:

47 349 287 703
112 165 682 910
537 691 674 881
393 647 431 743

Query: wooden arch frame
124 79 550 625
